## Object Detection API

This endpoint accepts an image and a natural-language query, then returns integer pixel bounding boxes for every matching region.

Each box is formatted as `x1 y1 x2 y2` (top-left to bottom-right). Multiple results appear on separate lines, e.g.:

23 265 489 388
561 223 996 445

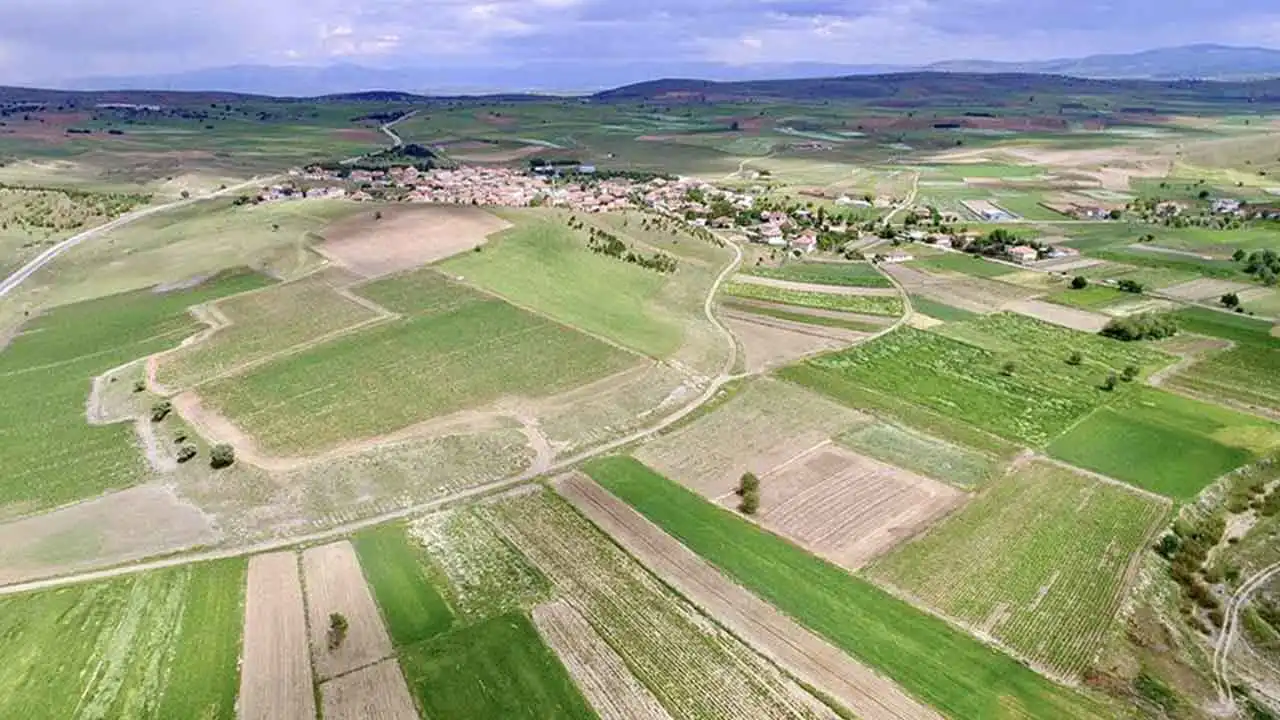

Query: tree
1117 279 1145 294
739 488 760 515
1155 533 1182 559
737 472 760 497
150 400 173 422
1233 248 1248 262
210 443 236 469
1122 365 1140 382
328 612 349 650
1070 276 1089 290
1101 374 1119 392
1100 312 1178 341
1066 351 1084 366
1221 292 1240 309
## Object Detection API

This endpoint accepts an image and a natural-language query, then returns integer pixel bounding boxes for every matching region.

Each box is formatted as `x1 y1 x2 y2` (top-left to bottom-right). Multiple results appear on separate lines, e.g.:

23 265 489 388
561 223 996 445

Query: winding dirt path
1215 561 1280 709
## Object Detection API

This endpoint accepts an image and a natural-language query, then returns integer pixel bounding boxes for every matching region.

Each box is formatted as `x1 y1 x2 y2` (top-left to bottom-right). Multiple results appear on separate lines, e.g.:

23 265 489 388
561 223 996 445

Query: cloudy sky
2 0 1280 84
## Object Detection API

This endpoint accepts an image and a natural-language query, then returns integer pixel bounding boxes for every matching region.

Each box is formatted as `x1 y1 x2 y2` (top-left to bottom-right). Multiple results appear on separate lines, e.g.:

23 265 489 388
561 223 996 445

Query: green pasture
201 271 637 454
353 524 455 647
0 269 270 515
1047 387 1279 499
723 281 903 316
585 457 1109 720
0 559 245 720
741 260 892 288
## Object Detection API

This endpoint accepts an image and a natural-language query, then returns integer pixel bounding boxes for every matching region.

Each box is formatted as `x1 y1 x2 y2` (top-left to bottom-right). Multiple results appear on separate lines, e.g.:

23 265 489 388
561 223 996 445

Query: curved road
1214 560 1280 707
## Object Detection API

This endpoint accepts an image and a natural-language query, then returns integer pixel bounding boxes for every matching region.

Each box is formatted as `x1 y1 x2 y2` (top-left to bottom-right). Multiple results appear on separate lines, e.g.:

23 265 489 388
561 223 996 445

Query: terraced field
199 270 638 455
870 460 1169 678
723 281 905 316
0 559 245 719
0 269 271 514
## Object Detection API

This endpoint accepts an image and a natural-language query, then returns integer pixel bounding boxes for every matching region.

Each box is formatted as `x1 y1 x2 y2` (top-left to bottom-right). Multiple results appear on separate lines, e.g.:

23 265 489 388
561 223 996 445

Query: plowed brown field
301 541 394 680
319 659 418 720
239 552 315 720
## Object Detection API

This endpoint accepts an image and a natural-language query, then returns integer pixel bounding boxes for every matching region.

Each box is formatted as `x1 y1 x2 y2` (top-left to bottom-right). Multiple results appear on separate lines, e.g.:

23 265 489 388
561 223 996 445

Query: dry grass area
556 474 942 720
319 659 418 720
317 205 510 277
883 264 1037 314
533 600 675 720
0 484 218 585
751 444 967 570
1003 298 1111 333
1159 277 1257 301
239 552 315 720
724 311 859 373
302 541 395 680
1103 297 1181 317
636 378 866 497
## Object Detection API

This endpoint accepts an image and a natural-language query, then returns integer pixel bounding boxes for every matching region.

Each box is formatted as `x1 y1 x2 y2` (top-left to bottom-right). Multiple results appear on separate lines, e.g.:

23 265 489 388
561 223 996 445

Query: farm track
1215 560 1280 708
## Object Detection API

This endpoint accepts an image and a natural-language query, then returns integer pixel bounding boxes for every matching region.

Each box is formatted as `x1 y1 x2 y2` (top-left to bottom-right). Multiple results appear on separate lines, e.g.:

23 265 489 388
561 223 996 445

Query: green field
741 260 892 288
0 269 271 514
781 315 1171 446
870 460 1168 677
441 211 695 358
1047 387 1280 499
353 524 456 647
723 281 904 316
1173 306 1278 345
399 612 597 720
838 421 1001 488
154 271 384 391
1046 285 1133 310
1168 341 1280 414
908 253 1017 278
585 457 1107 720
722 299 888 332
907 294 982 322
0 559 245 719
201 270 637 454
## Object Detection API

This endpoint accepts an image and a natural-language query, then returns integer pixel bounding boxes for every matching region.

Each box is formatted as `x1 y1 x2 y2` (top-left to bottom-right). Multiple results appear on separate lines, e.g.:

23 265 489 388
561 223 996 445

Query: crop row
723 281 904 316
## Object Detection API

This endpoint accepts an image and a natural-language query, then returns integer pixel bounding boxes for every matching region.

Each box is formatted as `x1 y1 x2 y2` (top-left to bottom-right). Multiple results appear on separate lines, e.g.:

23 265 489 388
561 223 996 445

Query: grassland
0 559 245 719
870 460 1168 677
723 281 904 316
585 456 1107 719
1047 387 1280 499
781 315 1171 447
837 421 1001 488
0 269 271 515
741 260 892 288
353 524 455 647
441 211 691 358
201 270 637 454
908 253 1017 278
398 613 597 720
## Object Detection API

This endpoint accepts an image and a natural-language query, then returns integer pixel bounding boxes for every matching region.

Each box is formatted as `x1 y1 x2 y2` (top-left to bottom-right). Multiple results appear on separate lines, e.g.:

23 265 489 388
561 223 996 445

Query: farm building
1009 246 1039 264
790 234 817 254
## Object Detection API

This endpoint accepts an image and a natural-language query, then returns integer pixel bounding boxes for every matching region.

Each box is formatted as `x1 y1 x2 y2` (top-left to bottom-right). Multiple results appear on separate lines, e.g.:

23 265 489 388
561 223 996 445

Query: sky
2 0 1280 85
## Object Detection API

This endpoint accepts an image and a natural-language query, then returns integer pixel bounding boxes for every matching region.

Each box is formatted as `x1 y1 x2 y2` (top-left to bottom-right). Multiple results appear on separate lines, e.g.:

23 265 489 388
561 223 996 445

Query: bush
1066 351 1084 366
328 612 349 650
1121 365 1139 382
1134 672 1180 716
737 472 760 496
1000 361 1017 376
210 443 235 469
150 400 173 422
1155 533 1181 559
133 380 146 393
1100 312 1178 341
1117 279 1145 294
1070 275 1089 290
176 444 198 464
173 431 188 444
1101 374 1119 392
739 488 760 515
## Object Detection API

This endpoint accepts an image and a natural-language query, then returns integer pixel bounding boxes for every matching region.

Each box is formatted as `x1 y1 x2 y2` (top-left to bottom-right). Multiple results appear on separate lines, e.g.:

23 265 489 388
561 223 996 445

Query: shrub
1122 365 1139 382
1221 292 1241 309
737 472 760 496
132 380 146 393
1100 312 1177 341
1134 672 1180 716
1070 275 1089 290
1000 361 1017 376
176 444 198 464
210 443 236 469
739 488 760 515
328 612 349 650
1117 279 1145 294
150 400 173 422
1155 533 1181 559
173 431 188 444
1066 351 1083 366
1101 374 1119 392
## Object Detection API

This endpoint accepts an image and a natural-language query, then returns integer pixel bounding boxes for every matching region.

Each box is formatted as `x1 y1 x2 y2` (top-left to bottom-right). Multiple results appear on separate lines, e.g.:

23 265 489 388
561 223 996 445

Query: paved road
0 177 270 300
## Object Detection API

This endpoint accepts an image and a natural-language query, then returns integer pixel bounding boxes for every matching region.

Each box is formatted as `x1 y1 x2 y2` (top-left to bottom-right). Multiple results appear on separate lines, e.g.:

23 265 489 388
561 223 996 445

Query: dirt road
1214 560 1280 708
555 472 941 720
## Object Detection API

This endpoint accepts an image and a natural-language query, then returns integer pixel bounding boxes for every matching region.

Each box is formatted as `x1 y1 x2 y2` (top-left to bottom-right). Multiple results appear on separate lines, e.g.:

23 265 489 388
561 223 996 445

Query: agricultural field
722 280 904 315
0 559 245 720
907 294 981 323
869 460 1169 678
1047 387 1280 499
152 269 387 391
198 269 638 455
0 269 271 516
884 263 1040 314
1046 285 1134 310
740 259 893 288
782 315 1172 447
1166 342 1280 415
586 457 1109 719
907 253 1017 279
318 204 512 278
722 298 890 332
837 421 1002 488
353 524 456 646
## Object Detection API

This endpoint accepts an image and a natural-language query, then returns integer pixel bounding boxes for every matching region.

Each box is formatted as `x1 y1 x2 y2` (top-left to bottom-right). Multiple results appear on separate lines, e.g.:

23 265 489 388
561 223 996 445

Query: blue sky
2 0 1280 83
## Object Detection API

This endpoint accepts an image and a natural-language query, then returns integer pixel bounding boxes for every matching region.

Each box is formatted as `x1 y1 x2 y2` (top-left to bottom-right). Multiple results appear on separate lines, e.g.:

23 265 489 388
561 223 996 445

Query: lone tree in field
328 612 349 650
210 443 236 469
1221 292 1240 309
1070 276 1089 290
737 472 760 497
739 488 760 516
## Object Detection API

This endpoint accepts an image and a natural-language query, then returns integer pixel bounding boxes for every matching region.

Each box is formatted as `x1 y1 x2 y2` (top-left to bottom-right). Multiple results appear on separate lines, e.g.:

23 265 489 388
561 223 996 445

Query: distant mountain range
59 45 1280 97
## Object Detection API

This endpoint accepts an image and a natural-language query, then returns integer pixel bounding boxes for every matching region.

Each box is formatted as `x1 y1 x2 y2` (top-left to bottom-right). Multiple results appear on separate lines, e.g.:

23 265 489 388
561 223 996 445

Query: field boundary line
1034 454 1174 505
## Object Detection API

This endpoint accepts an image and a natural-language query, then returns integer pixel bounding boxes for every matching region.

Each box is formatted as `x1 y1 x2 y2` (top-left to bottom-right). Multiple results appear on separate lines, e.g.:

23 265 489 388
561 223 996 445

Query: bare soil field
726 298 896 326
533 599 675 720
636 378 867 497
1003 298 1112 333
317 205 510 277
724 311 858 373
883 264 1038 313
240 552 315 720
0 484 218 585
301 541 394 680
319 659 418 720
1160 278 1257 301
751 444 967 570
929 146 1172 191
735 274 901 296
556 474 942 720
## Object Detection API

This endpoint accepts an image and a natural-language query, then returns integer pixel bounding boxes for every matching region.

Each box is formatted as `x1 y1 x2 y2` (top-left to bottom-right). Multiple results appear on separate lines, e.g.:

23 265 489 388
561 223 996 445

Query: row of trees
1233 248 1280 286
582 224 678 273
